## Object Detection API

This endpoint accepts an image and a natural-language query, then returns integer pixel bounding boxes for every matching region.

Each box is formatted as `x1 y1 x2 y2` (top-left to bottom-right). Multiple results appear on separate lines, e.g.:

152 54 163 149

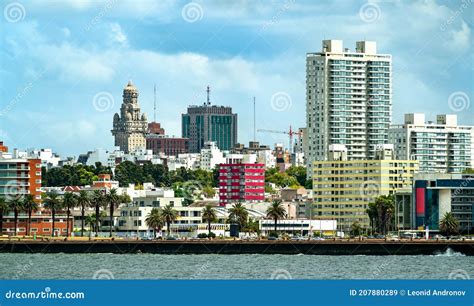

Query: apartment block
218 163 265 206
388 113 473 173
306 40 392 177
313 145 418 231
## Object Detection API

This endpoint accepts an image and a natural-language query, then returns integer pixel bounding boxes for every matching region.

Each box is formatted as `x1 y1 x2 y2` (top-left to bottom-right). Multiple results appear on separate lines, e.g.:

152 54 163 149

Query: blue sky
1 0 473 157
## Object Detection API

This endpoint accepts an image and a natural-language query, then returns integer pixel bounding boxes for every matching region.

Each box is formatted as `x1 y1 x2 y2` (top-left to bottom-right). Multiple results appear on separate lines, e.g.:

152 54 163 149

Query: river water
0 249 472 279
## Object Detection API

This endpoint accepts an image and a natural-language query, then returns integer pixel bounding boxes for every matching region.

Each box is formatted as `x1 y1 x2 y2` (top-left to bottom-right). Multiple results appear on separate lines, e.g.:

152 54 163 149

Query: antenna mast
253 97 256 141
153 83 157 122
206 85 210 105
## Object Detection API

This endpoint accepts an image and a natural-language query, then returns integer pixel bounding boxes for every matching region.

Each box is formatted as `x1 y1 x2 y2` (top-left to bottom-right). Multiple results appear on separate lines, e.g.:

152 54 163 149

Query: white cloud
109 23 128 46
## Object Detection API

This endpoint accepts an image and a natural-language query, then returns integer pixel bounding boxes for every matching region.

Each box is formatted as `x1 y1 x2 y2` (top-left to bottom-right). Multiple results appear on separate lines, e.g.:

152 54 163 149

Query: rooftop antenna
253 96 256 142
206 85 210 105
153 83 157 122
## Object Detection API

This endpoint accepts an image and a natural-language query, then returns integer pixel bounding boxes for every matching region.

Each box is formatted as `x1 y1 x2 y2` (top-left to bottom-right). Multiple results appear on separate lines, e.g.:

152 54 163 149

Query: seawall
0 240 472 255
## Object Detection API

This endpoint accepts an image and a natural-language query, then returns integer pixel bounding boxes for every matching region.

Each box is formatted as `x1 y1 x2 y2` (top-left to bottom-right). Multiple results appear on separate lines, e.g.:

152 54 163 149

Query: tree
43 191 62 237
266 200 287 232
366 195 394 234
145 208 164 238
365 202 378 234
76 190 90 237
228 203 249 229
0 197 8 235
201 205 217 236
91 190 106 237
105 188 120 237
440 212 459 237
161 204 178 236
350 221 362 237
202 186 216 199
7 197 23 236
85 212 106 237
22 194 38 236
62 192 77 237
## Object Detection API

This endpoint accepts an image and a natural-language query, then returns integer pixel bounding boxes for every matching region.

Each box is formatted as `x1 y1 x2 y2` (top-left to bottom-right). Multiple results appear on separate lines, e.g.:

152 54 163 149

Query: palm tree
145 208 164 238
76 190 90 237
266 200 286 232
85 212 106 237
365 202 378 234
201 205 217 236
62 192 77 237
43 191 63 237
440 212 459 237
0 197 9 235
350 221 362 237
7 197 23 236
91 190 106 237
22 194 38 236
228 203 248 229
161 204 178 236
105 188 120 237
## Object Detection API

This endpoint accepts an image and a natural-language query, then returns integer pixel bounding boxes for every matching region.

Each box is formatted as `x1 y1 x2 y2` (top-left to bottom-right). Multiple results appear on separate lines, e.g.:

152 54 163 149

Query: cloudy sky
0 0 472 157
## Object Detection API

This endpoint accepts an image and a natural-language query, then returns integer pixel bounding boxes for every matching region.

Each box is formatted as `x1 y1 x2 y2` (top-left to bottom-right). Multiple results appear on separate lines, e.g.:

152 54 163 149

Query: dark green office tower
182 87 238 153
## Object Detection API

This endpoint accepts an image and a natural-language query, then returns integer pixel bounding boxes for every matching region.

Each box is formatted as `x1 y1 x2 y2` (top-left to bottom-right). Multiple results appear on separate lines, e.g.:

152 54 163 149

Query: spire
206 85 210 105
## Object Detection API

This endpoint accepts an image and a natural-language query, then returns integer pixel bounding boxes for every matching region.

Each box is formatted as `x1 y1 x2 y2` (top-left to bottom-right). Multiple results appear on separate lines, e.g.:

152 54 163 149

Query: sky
0 0 473 157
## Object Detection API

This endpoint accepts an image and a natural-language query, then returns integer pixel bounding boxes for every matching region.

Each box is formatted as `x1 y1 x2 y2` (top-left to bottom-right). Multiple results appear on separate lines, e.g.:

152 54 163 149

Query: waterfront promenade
0 238 472 255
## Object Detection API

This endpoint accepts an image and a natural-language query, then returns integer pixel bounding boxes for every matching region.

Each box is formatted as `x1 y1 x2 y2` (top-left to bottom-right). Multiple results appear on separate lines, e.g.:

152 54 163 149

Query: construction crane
257 126 303 153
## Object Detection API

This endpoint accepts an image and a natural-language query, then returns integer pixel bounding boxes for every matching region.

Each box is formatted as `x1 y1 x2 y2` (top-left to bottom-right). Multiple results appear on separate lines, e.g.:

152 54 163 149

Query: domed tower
111 81 148 153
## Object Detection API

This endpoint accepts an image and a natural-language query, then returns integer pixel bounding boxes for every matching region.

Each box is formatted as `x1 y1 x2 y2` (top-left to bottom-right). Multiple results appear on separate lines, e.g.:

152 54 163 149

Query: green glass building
182 104 238 153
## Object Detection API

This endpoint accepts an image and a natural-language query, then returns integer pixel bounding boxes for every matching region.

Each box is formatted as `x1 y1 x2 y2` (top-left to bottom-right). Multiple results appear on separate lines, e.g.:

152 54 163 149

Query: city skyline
1 0 472 156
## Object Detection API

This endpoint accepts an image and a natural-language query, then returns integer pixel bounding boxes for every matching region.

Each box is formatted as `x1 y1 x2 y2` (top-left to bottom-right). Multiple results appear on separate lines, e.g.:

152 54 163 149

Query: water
0 250 472 280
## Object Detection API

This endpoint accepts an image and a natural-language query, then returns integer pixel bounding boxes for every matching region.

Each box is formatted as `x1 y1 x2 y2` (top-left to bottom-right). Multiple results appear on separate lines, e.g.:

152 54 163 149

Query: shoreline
1 240 472 255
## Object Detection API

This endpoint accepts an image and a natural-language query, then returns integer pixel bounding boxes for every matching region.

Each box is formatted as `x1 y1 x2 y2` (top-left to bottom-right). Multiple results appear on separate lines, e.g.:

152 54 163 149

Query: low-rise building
414 174 473 233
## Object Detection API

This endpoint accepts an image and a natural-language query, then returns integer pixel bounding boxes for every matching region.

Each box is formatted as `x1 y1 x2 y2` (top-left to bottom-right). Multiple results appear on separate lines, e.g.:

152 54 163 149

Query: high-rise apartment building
313 145 418 231
388 113 473 173
112 81 148 153
182 87 238 153
218 163 265 207
306 40 392 177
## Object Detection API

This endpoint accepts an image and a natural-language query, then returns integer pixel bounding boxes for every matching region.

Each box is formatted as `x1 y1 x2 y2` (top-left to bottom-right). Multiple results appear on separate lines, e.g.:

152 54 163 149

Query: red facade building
146 122 189 156
218 163 265 206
